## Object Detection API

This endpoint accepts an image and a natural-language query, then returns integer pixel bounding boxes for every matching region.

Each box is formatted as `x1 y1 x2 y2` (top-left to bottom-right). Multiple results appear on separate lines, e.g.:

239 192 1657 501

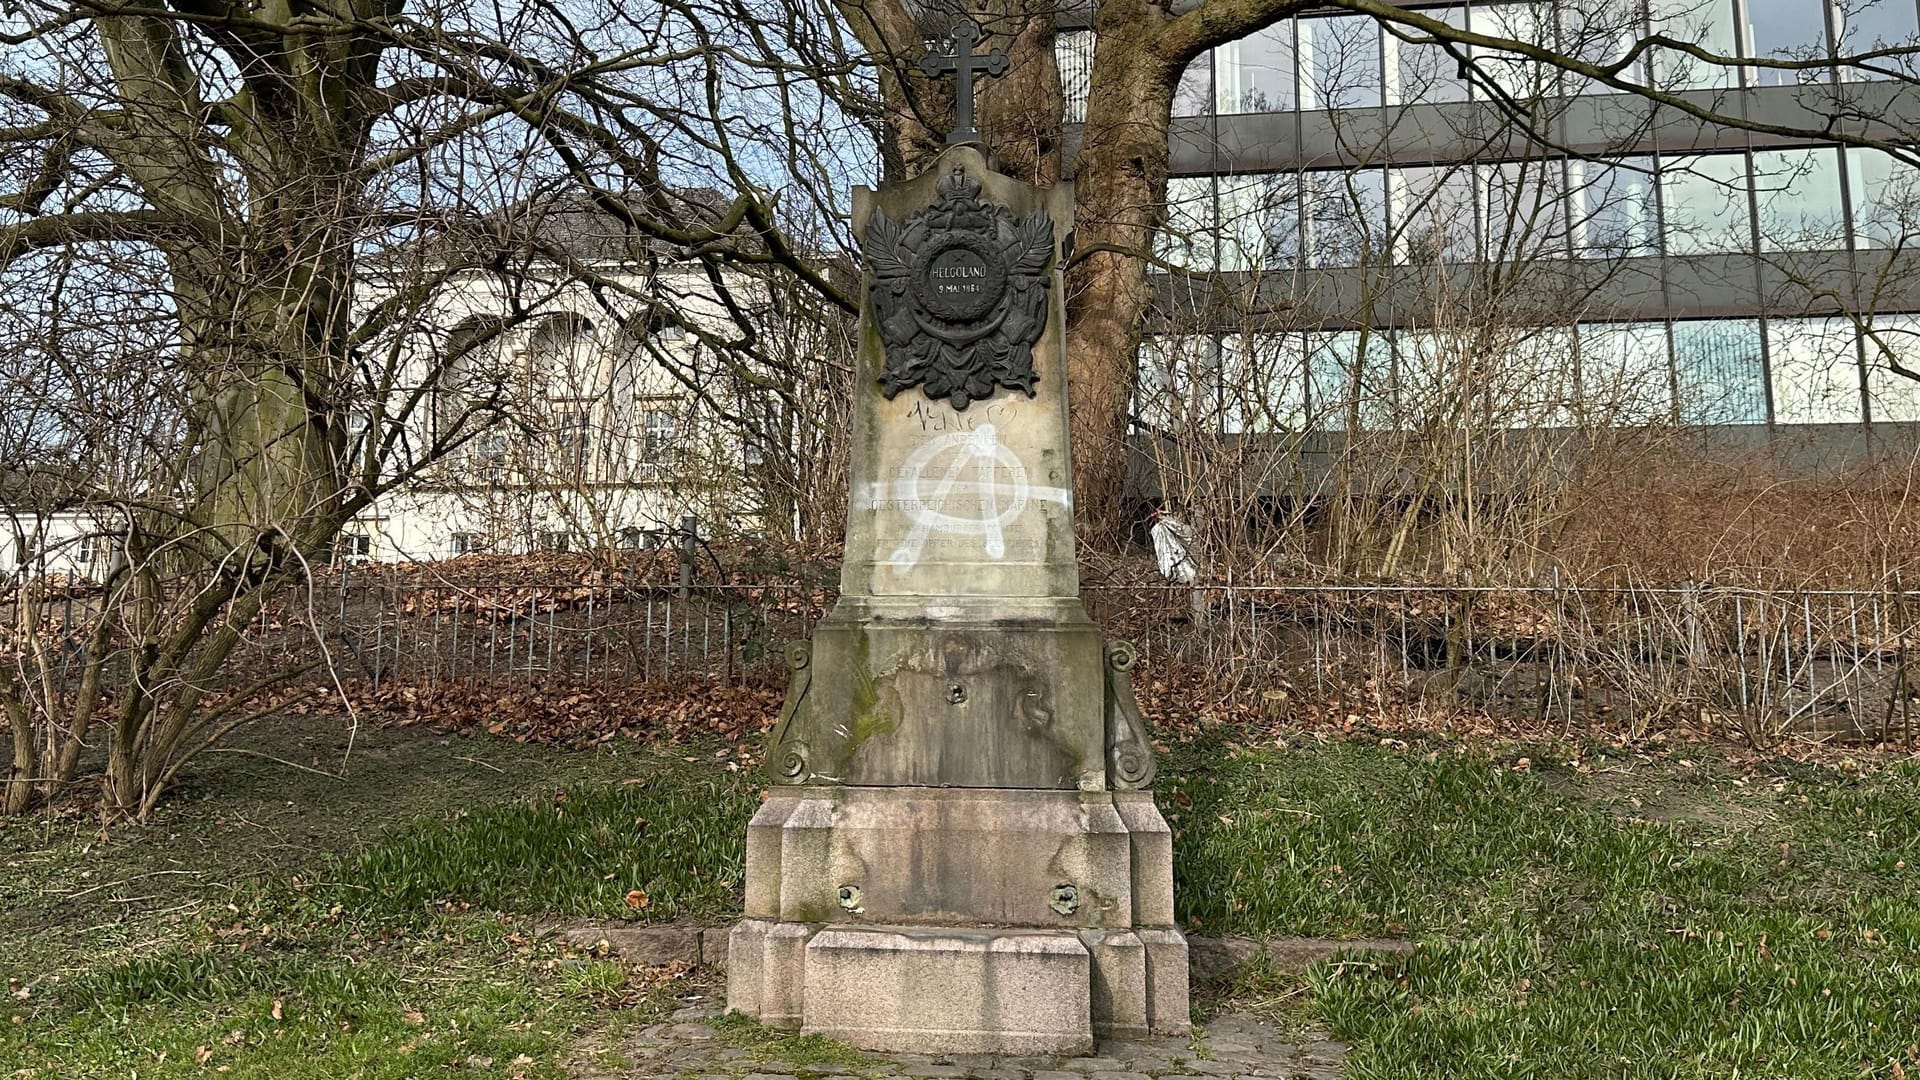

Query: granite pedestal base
726 787 1190 1053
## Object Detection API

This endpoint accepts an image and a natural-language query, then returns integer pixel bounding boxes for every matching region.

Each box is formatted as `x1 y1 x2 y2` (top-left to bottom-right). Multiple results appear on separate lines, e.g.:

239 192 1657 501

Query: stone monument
727 23 1190 1054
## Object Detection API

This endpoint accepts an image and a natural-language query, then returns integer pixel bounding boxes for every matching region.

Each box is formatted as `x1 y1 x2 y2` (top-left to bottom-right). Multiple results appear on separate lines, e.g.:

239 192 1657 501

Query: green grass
7 712 1920 1078
1168 739 1920 1079
0 720 748 1079
336 773 757 922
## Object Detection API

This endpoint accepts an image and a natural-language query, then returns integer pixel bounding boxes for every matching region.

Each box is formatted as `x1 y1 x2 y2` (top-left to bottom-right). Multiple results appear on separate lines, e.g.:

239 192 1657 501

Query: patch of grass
0 919 596 1079
708 1011 874 1071
0 718 740 1079
333 765 758 922
1169 739 1920 1078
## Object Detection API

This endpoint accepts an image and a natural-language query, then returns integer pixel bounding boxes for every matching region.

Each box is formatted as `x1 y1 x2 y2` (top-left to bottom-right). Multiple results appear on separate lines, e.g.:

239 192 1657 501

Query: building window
1660 153 1753 255
342 532 372 559
1846 147 1920 248
1768 318 1865 423
1862 316 1920 420
1158 177 1219 271
1303 168 1388 267
450 532 477 556
641 408 678 462
1386 5 1471 105
1215 21 1296 113
1218 173 1301 270
1752 146 1846 250
1480 158 1573 260
1175 51 1214 117
1673 318 1768 423
550 406 593 465
1299 14 1384 108
472 431 510 483
1648 0 1741 89
538 530 572 553
1577 322 1675 423
1569 157 1660 258
1394 164 1481 264
1056 30 1095 123
1475 1 1562 99
1743 0 1834 86
1836 0 1919 79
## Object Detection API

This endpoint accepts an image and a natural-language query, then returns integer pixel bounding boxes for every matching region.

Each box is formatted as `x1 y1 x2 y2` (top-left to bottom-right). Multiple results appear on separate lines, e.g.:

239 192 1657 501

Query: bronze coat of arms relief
865 165 1055 410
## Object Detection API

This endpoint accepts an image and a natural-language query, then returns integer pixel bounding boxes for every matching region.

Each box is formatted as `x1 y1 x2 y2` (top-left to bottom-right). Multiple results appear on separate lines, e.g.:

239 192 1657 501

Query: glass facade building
1058 0 1920 431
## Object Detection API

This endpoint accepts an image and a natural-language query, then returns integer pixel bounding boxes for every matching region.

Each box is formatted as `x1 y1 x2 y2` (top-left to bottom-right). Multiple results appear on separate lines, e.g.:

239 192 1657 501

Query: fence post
678 515 698 600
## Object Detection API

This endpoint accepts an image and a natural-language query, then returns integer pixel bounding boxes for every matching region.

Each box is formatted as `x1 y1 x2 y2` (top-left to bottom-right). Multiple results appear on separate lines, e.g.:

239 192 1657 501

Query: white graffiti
860 424 1069 571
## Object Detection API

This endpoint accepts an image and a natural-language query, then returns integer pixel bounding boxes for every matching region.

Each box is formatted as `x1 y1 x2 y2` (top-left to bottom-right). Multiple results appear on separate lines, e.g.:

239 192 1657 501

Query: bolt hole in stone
946 682 967 705
1049 883 1079 915
837 884 864 914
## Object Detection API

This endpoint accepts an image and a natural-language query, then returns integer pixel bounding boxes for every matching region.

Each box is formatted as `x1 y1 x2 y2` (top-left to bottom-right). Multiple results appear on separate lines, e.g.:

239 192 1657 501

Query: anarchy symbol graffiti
887 424 1032 570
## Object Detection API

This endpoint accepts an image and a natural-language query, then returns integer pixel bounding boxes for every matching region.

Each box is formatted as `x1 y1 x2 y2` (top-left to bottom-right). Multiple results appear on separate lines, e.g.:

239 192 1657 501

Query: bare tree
0 0 853 816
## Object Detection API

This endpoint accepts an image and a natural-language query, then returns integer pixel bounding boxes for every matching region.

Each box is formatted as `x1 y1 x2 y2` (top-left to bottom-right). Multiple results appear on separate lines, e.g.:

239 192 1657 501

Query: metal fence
7 572 1920 744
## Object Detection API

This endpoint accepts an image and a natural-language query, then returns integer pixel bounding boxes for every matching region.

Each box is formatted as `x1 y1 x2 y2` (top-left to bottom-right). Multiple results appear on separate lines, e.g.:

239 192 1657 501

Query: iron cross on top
920 20 1008 146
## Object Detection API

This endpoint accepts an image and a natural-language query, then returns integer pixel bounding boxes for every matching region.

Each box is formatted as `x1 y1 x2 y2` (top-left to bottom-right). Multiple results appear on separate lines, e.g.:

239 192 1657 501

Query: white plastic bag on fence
1149 511 1200 584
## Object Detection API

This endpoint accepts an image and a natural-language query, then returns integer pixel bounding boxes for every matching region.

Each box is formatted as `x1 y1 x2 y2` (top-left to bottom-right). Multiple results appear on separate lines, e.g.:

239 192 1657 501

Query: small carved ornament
766 640 813 784
1103 640 1156 789
865 165 1054 410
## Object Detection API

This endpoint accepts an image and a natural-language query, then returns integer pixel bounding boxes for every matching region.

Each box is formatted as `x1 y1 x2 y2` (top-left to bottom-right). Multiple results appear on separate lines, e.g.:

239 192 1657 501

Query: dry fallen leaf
270 998 283 1021
624 889 650 911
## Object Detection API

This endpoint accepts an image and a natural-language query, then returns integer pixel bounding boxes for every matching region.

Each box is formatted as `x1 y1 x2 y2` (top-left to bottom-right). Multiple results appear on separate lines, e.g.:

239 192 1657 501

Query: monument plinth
727 138 1189 1053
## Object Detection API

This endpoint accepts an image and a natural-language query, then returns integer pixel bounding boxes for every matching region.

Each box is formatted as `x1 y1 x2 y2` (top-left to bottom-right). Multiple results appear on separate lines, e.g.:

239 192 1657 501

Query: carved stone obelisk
726 31 1188 1053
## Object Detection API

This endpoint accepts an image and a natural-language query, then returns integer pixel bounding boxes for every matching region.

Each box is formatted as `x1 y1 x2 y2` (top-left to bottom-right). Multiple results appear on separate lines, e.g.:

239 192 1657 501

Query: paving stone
574 1007 1337 1080
1296 1042 1344 1065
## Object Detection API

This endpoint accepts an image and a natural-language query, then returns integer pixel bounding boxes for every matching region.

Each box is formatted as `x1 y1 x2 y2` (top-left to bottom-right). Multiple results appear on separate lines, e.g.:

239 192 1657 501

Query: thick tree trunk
1063 3 1180 547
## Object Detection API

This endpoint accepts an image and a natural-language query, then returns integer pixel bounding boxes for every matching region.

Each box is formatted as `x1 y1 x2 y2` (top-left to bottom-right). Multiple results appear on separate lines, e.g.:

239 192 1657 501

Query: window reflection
1304 168 1388 267
1660 154 1753 254
1217 22 1296 113
1225 334 1308 432
1835 0 1920 79
1673 319 1768 422
1559 0 1645 92
1768 318 1864 422
1175 53 1213 117
1569 157 1660 257
1647 0 1741 89
1305 331 1396 430
1299 15 1384 109
1481 158 1573 260
1578 322 1675 423
1055 31 1095 125
1386 6 1471 104
1394 164 1480 263
1752 147 1846 250
1861 316 1920 420
1475 1 1561 99
1743 0 1834 86
1846 147 1920 248
1158 177 1216 271
1218 174 1302 270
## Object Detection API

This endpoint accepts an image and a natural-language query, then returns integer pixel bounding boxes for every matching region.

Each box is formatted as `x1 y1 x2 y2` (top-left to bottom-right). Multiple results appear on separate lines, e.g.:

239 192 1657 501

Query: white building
345 194 788 563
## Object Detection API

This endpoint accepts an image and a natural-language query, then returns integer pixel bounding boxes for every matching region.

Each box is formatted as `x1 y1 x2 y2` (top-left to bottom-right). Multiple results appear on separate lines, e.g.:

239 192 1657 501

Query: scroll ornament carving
1103 640 1156 789
766 640 813 784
